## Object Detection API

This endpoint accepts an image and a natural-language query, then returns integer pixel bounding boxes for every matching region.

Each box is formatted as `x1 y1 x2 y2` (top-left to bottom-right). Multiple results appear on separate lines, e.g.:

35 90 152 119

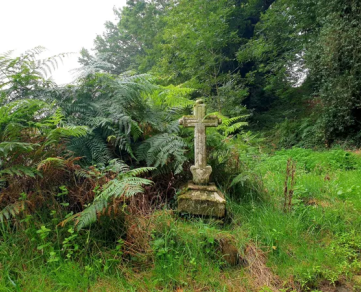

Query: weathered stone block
178 182 226 218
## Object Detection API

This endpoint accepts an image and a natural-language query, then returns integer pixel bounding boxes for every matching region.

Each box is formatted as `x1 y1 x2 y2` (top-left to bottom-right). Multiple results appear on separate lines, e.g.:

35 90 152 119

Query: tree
307 0 361 141
240 0 361 143
79 1 173 74
83 0 276 116
0 47 68 104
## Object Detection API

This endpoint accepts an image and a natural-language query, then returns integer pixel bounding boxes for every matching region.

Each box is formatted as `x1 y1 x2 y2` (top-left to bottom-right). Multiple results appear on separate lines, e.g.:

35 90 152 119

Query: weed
283 158 296 213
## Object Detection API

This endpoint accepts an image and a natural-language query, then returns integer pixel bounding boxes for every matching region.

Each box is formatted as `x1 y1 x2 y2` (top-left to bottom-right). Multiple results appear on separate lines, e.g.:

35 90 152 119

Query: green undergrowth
229 147 361 290
1 148 361 291
0 212 251 292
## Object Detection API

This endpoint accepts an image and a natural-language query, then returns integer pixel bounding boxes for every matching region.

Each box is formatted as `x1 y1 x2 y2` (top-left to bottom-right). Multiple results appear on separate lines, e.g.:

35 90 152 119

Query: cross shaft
179 99 221 184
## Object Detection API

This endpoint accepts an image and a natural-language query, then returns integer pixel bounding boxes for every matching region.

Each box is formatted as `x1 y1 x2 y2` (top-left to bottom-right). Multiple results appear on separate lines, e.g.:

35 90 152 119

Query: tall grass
1 148 361 291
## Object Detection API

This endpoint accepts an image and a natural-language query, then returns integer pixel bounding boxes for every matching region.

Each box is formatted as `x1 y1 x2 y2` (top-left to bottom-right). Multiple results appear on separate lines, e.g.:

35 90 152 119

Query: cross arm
203 116 222 127
179 116 197 127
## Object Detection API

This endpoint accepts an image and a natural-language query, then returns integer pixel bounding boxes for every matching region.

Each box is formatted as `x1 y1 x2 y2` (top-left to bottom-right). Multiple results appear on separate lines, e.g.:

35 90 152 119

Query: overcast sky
0 0 127 84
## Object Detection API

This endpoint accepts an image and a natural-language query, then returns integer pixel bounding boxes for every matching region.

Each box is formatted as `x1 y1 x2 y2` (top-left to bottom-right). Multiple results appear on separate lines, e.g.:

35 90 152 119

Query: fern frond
107 134 136 159
0 201 25 222
37 157 65 171
137 133 187 174
124 167 155 177
0 142 36 157
224 121 248 136
74 198 107 230
98 177 152 201
25 48 73 79
205 112 249 137
42 107 64 126
150 164 175 177
149 84 195 108
230 173 250 187
0 166 36 178
68 133 112 165
2 122 26 140
0 50 14 86
23 46 47 58
106 159 130 173
45 126 88 146
75 174 153 230
165 120 181 134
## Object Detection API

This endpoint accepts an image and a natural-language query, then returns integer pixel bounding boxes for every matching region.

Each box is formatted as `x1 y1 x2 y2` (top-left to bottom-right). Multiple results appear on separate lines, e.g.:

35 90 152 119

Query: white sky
0 0 127 84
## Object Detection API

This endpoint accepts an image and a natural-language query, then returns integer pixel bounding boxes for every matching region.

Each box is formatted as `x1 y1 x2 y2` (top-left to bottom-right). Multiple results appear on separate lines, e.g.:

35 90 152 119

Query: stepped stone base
178 182 226 218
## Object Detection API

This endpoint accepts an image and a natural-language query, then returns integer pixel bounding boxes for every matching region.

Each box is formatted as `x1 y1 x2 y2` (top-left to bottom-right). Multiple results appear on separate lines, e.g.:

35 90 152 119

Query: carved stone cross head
179 99 221 184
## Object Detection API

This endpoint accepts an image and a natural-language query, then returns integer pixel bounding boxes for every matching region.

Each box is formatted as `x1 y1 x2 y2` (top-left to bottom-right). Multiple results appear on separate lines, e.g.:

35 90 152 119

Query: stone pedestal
178 182 226 218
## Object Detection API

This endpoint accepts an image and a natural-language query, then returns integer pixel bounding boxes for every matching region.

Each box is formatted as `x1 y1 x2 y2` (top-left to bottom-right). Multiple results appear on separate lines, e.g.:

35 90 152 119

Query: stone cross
179 99 221 185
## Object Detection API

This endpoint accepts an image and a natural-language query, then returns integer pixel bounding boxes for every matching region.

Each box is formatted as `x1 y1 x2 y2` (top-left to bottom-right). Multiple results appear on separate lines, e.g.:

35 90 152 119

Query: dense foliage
0 47 250 228
82 0 361 146
2 0 361 290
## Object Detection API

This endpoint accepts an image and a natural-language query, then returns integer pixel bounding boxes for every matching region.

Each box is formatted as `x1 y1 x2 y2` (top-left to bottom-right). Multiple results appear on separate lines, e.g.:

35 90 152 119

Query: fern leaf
137 133 187 173
0 166 36 178
75 174 153 230
124 167 155 177
0 201 25 222
0 142 36 157
224 122 248 136
37 157 65 171
45 126 88 146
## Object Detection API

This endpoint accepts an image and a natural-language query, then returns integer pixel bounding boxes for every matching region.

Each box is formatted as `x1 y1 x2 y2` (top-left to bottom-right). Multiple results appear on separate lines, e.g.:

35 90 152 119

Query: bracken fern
74 165 154 230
